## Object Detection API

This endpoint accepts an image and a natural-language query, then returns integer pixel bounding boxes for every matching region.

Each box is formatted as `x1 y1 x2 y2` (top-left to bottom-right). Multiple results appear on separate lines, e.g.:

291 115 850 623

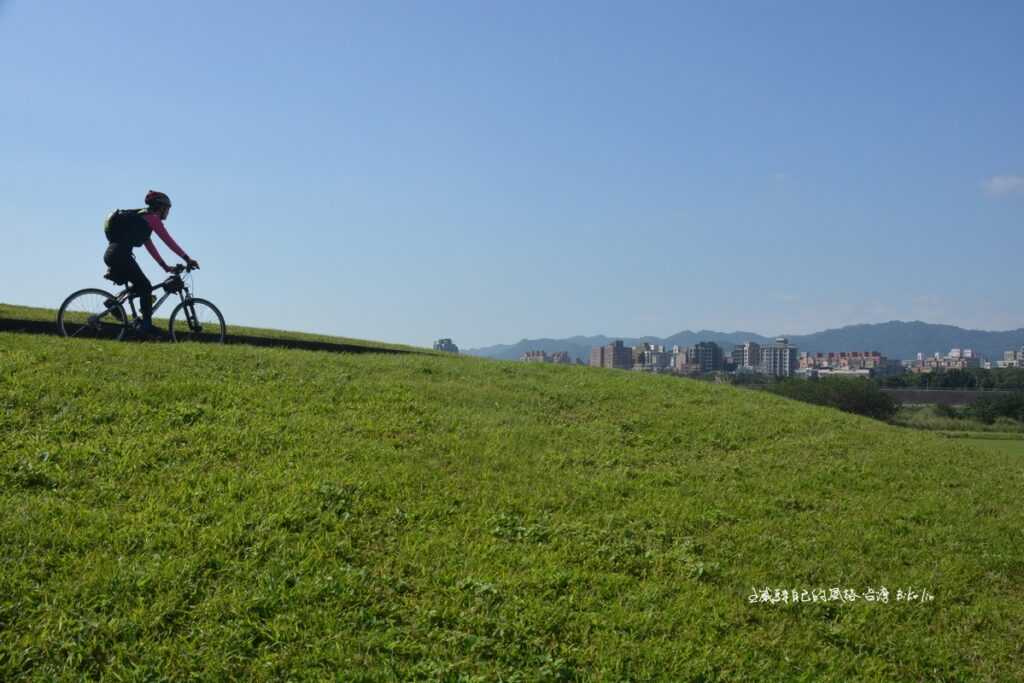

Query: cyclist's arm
143 238 173 273
146 214 191 262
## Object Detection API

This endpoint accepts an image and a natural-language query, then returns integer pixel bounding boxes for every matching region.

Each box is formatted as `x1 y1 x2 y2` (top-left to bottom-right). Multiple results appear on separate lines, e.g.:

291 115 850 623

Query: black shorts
103 243 150 292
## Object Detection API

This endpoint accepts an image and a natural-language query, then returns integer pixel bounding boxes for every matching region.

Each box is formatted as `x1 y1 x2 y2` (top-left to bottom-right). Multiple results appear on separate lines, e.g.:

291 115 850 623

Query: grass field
954 437 1024 457
2 331 1023 680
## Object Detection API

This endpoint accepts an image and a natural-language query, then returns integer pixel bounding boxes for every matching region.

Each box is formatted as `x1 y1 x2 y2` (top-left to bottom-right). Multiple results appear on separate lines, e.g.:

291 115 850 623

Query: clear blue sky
2 1 1021 348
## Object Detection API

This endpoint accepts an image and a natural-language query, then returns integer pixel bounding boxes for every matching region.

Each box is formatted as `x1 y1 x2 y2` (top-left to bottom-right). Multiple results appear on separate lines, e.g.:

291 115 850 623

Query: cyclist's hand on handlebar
186 258 200 271
163 264 175 274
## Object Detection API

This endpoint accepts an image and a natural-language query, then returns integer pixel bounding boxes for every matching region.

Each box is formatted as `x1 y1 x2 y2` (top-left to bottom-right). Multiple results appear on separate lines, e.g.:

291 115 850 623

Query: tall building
999 348 1024 368
799 351 892 371
633 343 672 372
522 350 573 364
760 337 798 377
672 342 723 374
433 338 459 353
739 341 761 369
692 341 724 373
590 340 632 370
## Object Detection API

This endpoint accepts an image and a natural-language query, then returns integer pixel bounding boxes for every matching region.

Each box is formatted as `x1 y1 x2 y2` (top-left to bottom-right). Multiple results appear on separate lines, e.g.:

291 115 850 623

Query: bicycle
57 263 226 343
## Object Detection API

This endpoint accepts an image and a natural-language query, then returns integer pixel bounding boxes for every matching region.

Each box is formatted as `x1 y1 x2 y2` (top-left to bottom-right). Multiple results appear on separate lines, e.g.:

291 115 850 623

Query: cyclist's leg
105 245 152 324
125 259 153 325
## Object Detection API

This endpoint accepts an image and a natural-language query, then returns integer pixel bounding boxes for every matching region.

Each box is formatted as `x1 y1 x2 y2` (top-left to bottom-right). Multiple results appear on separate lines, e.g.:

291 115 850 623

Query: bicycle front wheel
57 288 128 340
169 298 226 343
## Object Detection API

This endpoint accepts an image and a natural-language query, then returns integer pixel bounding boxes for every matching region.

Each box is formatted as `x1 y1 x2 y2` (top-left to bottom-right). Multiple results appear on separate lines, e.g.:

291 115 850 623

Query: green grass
950 437 1024 457
2 332 1024 680
891 405 1024 434
0 302 434 354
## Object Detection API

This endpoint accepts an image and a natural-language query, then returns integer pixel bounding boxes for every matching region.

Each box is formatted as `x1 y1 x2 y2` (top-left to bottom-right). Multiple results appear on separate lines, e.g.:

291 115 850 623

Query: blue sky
2 1 1021 348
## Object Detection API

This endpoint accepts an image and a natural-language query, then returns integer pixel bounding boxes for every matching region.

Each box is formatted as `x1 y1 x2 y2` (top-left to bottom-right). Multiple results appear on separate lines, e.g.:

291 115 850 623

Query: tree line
879 367 1024 390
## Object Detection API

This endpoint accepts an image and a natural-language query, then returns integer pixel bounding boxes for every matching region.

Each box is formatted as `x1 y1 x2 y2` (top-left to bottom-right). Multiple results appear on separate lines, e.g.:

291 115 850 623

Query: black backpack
104 209 153 247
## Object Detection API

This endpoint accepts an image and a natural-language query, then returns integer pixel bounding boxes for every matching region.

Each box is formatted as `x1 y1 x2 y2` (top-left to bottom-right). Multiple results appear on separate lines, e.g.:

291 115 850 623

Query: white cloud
983 175 1024 197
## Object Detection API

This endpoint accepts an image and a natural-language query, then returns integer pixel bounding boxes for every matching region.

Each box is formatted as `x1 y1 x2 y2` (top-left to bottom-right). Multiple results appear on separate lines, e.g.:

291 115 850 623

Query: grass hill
2 329 1023 680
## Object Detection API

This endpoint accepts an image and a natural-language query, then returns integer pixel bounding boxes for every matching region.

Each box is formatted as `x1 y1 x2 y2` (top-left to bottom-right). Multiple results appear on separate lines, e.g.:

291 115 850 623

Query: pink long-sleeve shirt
142 213 190 271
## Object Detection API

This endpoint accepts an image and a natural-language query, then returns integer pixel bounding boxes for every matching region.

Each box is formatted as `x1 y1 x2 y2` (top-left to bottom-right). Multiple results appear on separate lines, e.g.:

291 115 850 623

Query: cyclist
103 190 199 337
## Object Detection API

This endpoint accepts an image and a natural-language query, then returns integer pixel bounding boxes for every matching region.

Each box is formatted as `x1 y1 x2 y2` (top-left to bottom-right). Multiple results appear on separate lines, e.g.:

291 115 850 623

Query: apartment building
760 337 799 377
590 340 633 370
633 343 673 372
671 342 724 374
433 338 459 353
692 341 724 373
522 350 574 364
798 350 900 376
997 348 1024 368
732 342 761 370
911 349 983 372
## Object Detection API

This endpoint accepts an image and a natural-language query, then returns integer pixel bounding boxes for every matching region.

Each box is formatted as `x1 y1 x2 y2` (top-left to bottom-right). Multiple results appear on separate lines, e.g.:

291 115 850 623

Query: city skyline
469 319 1024 364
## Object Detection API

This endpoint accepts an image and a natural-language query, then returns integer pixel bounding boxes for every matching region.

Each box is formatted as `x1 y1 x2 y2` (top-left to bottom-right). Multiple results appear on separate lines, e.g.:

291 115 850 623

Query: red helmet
145 190 172 208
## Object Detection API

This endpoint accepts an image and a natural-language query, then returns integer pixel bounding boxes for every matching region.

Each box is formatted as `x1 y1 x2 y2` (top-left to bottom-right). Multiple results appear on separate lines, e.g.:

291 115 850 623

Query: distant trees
962 393 1024 424
726 373 776 388
766 377 899 421
923 393 1024 425
880 368 1024 390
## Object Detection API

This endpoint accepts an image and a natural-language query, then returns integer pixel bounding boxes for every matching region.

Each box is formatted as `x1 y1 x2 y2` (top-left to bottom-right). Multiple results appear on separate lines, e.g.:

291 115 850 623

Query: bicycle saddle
103 269 129 286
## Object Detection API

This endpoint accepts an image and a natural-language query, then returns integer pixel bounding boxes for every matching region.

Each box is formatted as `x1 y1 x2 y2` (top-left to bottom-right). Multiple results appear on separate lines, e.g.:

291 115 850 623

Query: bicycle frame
113 274 190 322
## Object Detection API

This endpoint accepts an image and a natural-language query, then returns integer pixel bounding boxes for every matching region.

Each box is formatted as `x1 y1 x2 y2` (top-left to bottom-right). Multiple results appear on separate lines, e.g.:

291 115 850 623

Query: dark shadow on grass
0 317 416 355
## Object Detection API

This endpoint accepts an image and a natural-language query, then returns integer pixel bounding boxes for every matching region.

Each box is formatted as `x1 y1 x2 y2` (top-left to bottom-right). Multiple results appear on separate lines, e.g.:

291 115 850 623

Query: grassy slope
0 302 433 354
2 332 1023 681
957 438 1024 457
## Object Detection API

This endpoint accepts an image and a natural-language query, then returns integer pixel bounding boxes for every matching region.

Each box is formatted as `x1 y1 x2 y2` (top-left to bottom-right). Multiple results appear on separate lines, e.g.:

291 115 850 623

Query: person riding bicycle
103 190 199 336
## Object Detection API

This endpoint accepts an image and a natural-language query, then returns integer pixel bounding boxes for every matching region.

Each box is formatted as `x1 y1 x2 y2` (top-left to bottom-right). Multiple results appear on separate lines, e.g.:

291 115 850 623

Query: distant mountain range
464 321 1024 363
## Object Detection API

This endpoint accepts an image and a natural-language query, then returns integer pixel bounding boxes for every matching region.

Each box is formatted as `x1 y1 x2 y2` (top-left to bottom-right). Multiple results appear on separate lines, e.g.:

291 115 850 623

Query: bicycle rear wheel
169 298 226 343
57 288 128 340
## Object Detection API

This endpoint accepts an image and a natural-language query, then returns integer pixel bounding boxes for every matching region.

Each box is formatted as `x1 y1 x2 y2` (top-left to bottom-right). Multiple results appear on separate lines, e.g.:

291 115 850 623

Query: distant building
813 368 875 379
692 341 724 373
521 350 573 364
910 347 984 372
433 338 459 353
732 342 761 370
998 348 1024 368
670 342 723 374
760 337 798 377
798 350 901 377
590 340 632 370
633 343 672 372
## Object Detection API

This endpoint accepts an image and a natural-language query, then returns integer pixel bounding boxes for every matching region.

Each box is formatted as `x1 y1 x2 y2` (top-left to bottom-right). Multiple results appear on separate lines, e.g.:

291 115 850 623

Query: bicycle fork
182 299 202 333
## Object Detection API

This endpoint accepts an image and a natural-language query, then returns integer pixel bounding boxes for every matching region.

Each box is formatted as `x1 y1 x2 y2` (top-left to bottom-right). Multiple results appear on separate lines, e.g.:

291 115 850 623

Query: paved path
0 317 415 355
